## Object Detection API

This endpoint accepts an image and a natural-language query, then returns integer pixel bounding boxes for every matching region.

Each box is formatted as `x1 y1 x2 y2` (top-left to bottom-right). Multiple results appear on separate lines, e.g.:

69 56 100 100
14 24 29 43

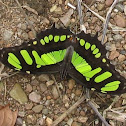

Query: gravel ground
0 0 126 126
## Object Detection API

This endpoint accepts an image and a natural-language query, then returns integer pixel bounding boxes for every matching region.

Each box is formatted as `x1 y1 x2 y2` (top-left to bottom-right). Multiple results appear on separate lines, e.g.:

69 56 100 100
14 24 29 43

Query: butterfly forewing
0 26 72 73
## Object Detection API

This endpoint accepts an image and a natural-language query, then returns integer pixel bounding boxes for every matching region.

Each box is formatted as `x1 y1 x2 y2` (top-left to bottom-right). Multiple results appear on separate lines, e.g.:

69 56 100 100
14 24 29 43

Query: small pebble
26 84 32 92
41 18 50 24
80 110 86 116
63 95 69 103
72 121 80 126
77 116 88 123
123 44 126 50
3 29 13 41
28 31 35 39
16 117 23 125
95 119 99 125
124 61 126 65
68 79 75 90
21 32 29 40
91 17 98 23
38 74 50 82
75 89 82 96
10 83 28 104
110 44 116 51
32 105 43 113
67 118 73 126
120 50 126 55
118 54 126 62
109 50 120 60
115 3 124 12
29 92 41 103
105 0 114 6
54 7 62 14
45 100 51 106
50 5 57 12
46 80 54 87
18 111 25 117
97 3 104 11
114 15 126 28
31 79 39 85
113 34 123 42
122 99 126 105
25 103 33 110
37 117 45 125
65 102 69 108
46 117 53 126
84 0 94 5
121 93 126 99
42 108 49 115
40 83 47 93
0 40 4 45
51 85 59 99
46 95 52 100
27 115 36 124
17 23 27 30
114 99 122 108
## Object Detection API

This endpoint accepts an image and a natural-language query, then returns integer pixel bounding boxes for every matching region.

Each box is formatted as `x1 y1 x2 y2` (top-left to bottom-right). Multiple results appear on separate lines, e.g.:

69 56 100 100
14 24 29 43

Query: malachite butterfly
0 25 126 94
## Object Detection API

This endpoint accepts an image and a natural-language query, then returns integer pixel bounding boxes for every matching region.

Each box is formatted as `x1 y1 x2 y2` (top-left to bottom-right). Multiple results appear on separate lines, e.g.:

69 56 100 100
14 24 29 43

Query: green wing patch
7 49 66 71
8 53 22 70
101 81 121 93
20 50 33 65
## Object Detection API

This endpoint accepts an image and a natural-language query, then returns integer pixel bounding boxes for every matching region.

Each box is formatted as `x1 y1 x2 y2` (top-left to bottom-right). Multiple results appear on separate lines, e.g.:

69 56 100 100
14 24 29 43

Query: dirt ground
0 0 126 126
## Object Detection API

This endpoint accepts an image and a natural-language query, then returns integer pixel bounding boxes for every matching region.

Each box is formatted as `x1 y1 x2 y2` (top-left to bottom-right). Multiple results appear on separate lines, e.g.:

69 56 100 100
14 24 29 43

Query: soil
0 0 126 126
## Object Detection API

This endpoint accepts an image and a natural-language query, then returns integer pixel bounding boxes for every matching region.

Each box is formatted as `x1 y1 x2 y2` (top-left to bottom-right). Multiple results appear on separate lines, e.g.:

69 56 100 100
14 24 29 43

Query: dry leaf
0 104 18 126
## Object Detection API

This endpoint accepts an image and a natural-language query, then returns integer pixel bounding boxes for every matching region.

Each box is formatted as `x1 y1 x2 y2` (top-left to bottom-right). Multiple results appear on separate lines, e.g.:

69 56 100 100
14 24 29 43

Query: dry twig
106 111 126 123
82 3 126 32
103 96 126 124
86 89 110 126
52 96 86 126
101 0 119 44
22 5 38 15
76 0 86 33
103 96 121 125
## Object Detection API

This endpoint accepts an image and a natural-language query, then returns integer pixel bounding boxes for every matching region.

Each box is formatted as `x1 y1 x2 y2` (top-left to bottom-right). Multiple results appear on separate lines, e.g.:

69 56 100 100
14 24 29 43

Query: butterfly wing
0 26 72 74
68 31 126 94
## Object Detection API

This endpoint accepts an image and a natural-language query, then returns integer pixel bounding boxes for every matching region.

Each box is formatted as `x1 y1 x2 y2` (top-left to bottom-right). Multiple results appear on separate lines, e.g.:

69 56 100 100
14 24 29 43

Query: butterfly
0 25 126 94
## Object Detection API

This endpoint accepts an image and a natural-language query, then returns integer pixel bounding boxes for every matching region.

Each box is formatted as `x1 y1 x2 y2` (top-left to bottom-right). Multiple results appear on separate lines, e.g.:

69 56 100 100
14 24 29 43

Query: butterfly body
0 25 126 94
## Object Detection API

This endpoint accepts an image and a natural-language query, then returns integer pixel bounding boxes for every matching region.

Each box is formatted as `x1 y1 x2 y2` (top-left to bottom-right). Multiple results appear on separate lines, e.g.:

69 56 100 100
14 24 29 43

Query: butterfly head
68 35 78 43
